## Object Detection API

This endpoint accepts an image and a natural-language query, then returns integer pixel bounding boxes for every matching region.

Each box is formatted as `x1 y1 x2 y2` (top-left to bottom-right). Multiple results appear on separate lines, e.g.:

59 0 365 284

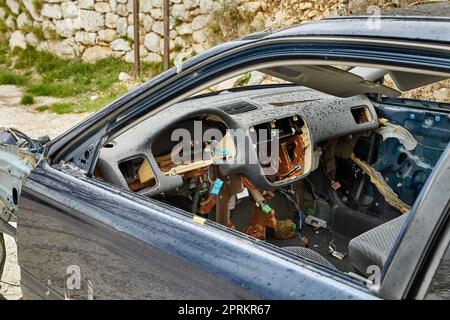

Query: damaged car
1 12 450 300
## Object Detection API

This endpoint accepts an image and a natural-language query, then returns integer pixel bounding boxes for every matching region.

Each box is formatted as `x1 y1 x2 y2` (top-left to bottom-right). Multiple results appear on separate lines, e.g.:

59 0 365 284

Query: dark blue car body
14 15 450 299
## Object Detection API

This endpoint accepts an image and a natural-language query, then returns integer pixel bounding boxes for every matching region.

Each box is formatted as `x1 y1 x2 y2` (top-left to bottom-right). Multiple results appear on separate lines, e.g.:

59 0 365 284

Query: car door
17 160 374 299
15 34 450 300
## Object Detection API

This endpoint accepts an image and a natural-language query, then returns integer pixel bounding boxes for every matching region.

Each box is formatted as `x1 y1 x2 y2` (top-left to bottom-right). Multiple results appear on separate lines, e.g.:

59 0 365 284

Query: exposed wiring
6 128 38 151
277 189 305 238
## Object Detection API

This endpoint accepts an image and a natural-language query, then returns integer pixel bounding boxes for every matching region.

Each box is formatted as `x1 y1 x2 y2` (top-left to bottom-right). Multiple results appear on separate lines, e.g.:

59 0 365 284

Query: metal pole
133 0 140 78
163 0 170 70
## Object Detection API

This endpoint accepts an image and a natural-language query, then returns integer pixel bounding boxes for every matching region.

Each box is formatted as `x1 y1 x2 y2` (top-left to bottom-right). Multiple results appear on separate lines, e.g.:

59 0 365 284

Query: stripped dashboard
97 86 378 193
95 86 379 240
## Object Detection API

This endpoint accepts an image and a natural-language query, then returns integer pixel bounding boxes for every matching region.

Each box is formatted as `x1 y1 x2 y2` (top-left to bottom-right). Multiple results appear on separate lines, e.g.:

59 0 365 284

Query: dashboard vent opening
219 101 258 115
351 106 372 124
118 156 156 191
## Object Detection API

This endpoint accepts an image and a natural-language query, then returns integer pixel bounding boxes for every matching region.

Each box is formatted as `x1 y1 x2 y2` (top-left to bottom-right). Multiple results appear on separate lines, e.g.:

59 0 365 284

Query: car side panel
17 161 375 299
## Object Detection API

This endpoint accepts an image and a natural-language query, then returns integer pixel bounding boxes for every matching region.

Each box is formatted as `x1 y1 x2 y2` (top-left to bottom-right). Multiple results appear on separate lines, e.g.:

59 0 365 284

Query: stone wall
0 0 420 64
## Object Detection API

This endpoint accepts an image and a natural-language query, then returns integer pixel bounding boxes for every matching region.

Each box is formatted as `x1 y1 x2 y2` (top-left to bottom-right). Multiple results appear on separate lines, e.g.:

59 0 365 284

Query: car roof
266 17 450 44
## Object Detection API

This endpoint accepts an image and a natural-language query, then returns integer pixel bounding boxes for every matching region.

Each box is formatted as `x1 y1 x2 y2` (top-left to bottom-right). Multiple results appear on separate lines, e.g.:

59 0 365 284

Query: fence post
163 0 170 70
133 0 141 78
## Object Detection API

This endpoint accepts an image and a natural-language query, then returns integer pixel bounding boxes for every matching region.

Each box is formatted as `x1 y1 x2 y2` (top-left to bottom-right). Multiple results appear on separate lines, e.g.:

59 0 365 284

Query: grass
27 83 82 97
173 44 183 53
0 45 163 113
35 105 49 112
120 35 133 44
237 72 251 87
174 18 184 28
0 69 28 85
209 23 222 37
75 85 129 114
36 102 74 114
33 85 129 114
21 94 35 105
32 0 43 11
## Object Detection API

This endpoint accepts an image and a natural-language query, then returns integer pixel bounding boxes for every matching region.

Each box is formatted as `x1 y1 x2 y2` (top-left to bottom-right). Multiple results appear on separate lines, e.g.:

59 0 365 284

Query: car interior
90 63 450 279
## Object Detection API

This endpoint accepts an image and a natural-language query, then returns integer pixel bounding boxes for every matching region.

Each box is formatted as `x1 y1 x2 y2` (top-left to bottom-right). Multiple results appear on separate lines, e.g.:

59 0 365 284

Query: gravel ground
0 230 21 300
0 85 91 299
0 85 91 139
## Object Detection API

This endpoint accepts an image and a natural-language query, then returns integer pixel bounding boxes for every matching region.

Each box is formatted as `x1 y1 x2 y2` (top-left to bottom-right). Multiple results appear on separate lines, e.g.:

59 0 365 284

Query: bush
21 95 35 105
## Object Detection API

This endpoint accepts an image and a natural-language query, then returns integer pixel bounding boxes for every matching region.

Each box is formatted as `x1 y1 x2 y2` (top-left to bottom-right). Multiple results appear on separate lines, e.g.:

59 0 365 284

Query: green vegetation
209 23 222 37
0 47 7 64
174 18 184 28
173 43 183 53
20 94 35 105
36 102 73 114
21 25 45 42
236 72 251 87
32 0 43 12
179 33 192 41
75 85 129 114
0 69 28 85
142 61 164 75
0 45 163 113
34 105 49 112
43 27 62 41
120 35 133 44
0 19 9 34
